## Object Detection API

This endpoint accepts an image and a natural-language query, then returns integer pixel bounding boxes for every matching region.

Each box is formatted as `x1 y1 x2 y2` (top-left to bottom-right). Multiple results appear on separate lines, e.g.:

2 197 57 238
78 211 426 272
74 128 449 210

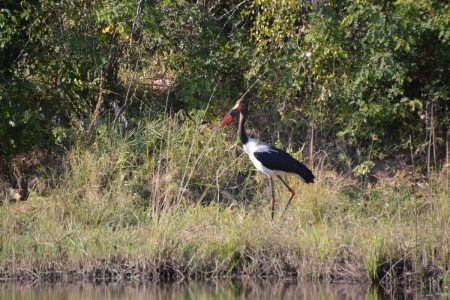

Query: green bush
1 0 448 166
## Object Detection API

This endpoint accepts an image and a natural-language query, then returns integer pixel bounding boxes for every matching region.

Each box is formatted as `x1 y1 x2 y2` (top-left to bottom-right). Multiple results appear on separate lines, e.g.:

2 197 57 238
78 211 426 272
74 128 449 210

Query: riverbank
1 186 448 286
1 116 449 287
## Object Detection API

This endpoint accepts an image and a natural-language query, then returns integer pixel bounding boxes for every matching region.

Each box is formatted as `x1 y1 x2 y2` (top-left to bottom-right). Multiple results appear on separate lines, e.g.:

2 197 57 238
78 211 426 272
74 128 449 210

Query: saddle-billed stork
220 96 315 219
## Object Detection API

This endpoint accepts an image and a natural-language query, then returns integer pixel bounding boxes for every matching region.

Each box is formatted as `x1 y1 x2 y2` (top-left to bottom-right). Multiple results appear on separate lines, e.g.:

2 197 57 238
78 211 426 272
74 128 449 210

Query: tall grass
0 111 449 286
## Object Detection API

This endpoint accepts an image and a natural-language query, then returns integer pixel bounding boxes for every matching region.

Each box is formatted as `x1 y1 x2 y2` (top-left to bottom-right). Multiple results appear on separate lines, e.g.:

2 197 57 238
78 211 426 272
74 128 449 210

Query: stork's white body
243 138 286 177
220 96 315 219
243 138 309 183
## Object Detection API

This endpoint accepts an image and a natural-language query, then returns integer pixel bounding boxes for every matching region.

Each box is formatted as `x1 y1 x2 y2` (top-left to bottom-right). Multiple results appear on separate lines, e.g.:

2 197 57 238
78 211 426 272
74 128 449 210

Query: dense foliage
1 0 449 169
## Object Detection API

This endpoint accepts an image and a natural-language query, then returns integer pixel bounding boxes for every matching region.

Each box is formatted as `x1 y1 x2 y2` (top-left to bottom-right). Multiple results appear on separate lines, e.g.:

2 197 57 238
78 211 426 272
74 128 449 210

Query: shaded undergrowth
0 112 449 288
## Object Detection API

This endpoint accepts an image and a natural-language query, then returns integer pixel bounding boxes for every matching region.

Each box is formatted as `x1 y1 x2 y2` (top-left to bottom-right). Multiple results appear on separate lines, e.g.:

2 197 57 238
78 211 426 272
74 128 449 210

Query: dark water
0 280 447 299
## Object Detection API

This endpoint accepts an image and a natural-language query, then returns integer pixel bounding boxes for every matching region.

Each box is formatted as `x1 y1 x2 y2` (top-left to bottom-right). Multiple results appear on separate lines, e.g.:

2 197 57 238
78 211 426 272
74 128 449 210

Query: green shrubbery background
1 0 449 168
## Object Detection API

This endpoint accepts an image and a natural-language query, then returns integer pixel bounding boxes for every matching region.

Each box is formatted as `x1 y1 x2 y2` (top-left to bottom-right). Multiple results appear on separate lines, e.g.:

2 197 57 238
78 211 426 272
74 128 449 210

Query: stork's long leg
269 177 275 220
277 175 296 217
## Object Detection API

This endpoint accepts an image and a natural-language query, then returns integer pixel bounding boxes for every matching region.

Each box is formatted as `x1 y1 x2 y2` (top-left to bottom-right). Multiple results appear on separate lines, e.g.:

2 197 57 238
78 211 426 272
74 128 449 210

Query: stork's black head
220 96 248 128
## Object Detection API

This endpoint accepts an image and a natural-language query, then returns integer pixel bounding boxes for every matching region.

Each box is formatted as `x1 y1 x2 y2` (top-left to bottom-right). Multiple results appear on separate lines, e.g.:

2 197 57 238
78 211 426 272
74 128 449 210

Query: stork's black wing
254 147 315 183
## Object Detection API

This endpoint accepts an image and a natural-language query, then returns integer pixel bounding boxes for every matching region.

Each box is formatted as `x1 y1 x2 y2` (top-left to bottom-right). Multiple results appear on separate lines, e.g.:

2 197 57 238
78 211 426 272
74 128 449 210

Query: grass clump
0 112 449 287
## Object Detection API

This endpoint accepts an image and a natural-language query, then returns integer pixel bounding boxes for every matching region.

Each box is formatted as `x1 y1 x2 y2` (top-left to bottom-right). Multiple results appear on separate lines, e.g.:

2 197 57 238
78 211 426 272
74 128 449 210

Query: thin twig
240 70 267 99
176 80 221 203
109 0 145 155
409 135 418 271
216 0 247 21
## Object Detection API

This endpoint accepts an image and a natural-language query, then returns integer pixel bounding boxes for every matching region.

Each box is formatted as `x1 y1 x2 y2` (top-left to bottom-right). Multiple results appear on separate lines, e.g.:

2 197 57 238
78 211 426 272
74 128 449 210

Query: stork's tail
295 162 315 183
